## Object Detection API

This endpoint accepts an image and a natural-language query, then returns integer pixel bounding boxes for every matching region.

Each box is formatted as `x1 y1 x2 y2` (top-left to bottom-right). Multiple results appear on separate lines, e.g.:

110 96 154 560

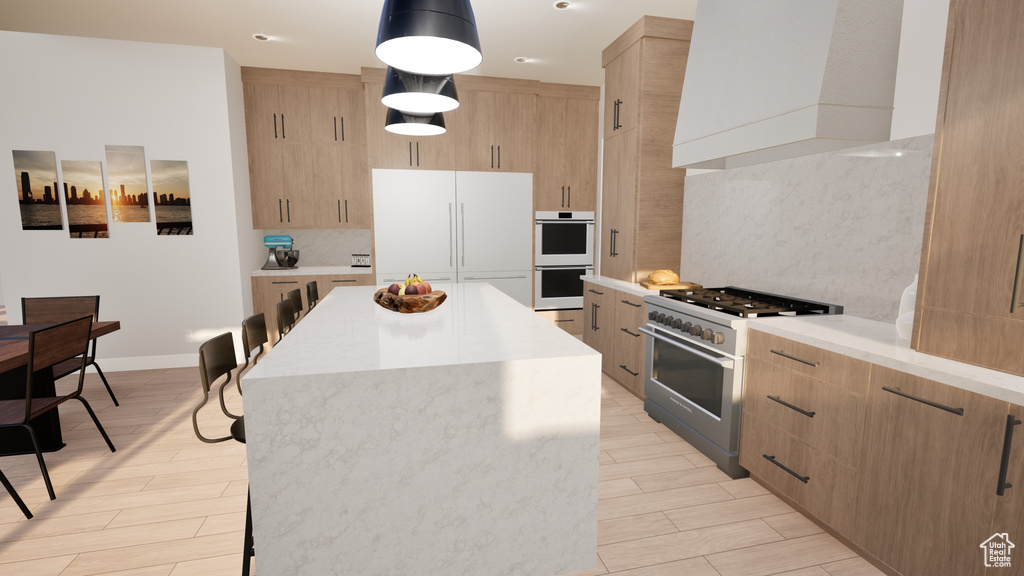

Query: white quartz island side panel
242 283 601 576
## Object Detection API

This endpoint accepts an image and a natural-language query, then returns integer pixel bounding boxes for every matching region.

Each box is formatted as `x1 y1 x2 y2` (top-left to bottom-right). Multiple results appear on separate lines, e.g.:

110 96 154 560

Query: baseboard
97 354 198 372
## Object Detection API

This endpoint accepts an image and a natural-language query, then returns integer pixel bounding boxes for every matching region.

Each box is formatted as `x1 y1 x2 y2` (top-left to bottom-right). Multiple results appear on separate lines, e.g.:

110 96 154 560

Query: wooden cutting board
639 281 703 290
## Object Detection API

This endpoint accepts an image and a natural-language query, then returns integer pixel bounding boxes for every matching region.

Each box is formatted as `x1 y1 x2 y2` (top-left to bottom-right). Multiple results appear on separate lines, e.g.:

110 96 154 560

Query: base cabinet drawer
748 330 870 395
536 308 584 336
743 357 866 466
739 411 858 537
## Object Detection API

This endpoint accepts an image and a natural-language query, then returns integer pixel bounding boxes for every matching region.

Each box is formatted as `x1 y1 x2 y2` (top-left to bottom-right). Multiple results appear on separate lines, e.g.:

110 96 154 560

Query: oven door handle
638 326 734 369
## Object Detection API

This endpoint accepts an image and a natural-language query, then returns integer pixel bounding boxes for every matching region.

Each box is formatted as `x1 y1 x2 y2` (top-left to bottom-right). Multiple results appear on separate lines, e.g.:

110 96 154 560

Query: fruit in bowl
374 273 446 313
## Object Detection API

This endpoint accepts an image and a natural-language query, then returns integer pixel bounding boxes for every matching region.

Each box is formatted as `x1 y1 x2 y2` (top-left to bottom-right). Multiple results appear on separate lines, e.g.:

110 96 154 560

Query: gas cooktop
659 286 844 318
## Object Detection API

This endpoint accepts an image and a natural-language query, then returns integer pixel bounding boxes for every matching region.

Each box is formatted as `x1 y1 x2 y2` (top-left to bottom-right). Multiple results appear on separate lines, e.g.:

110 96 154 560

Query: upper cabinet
535 84 600 212
362 68 458 170
913 0 1024 376
599 17 692 283
242 68 371 229
454 77 537 173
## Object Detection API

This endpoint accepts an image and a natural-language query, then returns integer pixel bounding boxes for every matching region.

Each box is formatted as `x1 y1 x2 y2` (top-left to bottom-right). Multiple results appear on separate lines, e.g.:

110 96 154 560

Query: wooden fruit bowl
373 288 447 313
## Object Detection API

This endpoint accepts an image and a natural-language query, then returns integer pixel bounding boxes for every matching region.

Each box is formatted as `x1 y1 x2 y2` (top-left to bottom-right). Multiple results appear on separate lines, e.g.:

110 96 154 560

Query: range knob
671 318 683 329
701 328 713 341
690 324 703 337
663 315 675 326
712 332 726 345
648 311 657 321
681 322 692 332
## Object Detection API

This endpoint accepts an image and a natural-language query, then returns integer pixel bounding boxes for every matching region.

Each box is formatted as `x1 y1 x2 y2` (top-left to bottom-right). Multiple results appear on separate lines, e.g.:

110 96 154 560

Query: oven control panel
644 304 741 357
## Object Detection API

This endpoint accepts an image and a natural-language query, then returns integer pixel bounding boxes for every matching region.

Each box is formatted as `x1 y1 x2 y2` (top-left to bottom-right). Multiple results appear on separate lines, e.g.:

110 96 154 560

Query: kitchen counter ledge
250 265 373 277
748 314 1024 405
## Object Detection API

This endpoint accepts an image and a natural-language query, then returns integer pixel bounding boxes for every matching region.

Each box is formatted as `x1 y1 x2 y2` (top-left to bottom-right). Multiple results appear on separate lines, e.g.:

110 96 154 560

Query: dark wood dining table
0 321 120 454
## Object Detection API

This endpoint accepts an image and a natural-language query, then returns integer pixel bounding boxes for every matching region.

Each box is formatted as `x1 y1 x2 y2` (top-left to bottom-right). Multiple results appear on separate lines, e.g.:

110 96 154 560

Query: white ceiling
0 0 698 86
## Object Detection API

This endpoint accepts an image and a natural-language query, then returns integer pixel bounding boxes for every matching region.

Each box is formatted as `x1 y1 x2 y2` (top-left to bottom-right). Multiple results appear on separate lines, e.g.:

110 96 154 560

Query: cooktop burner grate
659 287 844 318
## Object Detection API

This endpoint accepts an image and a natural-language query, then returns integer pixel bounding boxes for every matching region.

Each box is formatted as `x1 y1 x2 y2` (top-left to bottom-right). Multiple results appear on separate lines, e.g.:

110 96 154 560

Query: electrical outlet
351 253 371 267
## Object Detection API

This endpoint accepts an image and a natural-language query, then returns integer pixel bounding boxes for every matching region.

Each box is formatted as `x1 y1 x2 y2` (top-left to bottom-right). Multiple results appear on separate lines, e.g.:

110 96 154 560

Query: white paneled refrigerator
372 169 533 306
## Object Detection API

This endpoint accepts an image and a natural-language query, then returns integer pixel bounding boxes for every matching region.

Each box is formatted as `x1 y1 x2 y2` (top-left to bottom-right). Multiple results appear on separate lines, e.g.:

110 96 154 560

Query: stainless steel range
641 287 843 479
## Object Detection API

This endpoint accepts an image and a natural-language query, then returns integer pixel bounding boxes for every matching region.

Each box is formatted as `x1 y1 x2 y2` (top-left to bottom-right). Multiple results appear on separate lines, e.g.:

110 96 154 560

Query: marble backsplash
681 134 933 322
258 228 372 267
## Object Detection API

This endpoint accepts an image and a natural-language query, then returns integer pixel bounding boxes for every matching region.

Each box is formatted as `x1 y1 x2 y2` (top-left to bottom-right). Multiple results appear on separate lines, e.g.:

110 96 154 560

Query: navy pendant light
381 66 460 114
376 0 482 75
385 108 447 136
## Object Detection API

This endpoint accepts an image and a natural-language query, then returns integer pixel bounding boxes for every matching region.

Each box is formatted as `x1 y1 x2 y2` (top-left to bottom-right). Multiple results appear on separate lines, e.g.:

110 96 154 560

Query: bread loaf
647 270 680 285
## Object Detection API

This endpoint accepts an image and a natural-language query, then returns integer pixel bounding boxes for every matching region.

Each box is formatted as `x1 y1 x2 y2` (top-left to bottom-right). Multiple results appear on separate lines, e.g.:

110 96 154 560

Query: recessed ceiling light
513 57 530 64
553 1 572 10
252 33 272 42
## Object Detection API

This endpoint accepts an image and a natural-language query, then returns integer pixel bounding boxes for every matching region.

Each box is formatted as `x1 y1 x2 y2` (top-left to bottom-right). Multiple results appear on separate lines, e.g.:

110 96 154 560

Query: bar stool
0 467 32 519
276 299 296 341
193 332 254 576
287 289 303 322
237 313 268 396
306 281 319 312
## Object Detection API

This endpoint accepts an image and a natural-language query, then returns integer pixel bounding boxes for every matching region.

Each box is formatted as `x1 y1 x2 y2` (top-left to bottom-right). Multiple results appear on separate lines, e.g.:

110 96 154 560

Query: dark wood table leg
0 366 65 455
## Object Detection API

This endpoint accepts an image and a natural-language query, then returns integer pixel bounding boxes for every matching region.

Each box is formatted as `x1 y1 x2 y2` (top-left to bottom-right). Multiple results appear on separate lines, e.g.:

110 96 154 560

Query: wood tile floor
0 366 884 576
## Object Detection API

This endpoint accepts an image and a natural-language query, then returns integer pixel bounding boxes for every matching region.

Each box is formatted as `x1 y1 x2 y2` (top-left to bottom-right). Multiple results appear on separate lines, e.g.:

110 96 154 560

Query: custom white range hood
673 0 904 170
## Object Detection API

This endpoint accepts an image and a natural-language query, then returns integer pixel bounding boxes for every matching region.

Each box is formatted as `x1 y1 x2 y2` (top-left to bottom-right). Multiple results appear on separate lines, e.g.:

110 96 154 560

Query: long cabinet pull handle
770 349 819 367
338 199 342 223
567 185 571 207
271 281 299 285
1012 234 1024 313
588 289 604 295
449 203 454 267
497 145 500 169
281 114 285 138
593 304 600 330
286 199 291 222
332 279 356 283
561 186 565 207
461 203 466 267
619 365 638 376
621 300 641 308
620 328 640 337
763 454 809 483
341 117 345 142
998 414 1022 496
279 199 283 223
555 319 574 323
409 142 413 166
274 114 278 138
882 386 964 416
767 395 816 418
334 117 337 141
344 199 349 223
490 145 494 169
591 303 596 331
416 142 420 166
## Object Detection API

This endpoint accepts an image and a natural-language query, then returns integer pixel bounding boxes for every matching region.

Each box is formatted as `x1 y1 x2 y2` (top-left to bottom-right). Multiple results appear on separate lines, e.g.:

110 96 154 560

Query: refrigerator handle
449 203 454 267
461 203 466 267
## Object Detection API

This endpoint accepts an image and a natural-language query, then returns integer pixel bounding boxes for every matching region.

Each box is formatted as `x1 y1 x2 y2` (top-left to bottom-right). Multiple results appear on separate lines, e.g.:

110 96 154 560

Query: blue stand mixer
261 235 300 270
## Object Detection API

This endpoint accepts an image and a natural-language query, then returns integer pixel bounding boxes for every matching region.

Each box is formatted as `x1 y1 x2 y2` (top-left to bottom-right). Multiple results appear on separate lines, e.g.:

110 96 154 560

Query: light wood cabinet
252 274 374 344
535 308 583 337
361 69 459 170
454 79 537 173
242 68 370 229
583 282 614 375
913 0 1024 377
599 17 691 283
853 367 1007 576
535 85 600 211
612 292 646 397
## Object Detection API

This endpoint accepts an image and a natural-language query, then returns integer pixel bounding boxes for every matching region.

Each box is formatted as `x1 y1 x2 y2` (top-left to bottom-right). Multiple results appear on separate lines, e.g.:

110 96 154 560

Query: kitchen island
242 283 601 576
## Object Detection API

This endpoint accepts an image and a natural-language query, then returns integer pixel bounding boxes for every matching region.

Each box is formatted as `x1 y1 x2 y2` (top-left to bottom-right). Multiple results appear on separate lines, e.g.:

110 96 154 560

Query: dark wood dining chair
0 467 32 519
237 313 269 396
287 289 303 322
276 300 296 341
306 280 319 312
21 296 118 406
192 332 253 576
0 316 116 500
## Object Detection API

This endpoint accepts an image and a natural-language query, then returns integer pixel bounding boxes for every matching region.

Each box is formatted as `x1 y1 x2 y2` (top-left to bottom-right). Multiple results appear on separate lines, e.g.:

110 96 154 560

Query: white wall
890 0 951 140
0 31 260 369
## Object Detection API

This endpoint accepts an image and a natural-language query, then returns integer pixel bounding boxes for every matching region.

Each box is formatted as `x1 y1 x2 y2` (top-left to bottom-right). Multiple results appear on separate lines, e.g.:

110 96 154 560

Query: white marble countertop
251 265 373 277
581 274 660 297
246 282 599 380
748 314 1024 405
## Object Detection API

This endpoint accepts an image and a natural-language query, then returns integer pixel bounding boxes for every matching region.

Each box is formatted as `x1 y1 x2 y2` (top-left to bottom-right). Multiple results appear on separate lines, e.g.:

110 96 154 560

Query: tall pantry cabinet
600 17 691 283
913 0 1024 376
242 68 371 229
